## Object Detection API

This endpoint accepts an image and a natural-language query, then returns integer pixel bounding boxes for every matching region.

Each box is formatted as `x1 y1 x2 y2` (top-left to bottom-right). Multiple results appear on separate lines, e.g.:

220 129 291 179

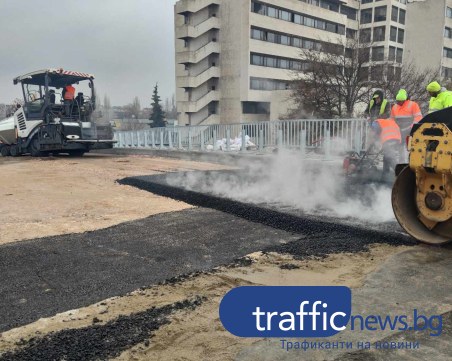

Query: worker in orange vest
390 89 422 162
62 84 76 116
372 115 402 179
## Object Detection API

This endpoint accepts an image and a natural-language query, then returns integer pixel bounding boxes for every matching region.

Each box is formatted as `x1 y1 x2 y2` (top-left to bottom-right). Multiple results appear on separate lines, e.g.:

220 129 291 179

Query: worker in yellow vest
367 90 390 122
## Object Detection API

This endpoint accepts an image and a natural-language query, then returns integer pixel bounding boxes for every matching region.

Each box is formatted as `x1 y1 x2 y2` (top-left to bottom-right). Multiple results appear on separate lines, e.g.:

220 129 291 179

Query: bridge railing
113 118 369 156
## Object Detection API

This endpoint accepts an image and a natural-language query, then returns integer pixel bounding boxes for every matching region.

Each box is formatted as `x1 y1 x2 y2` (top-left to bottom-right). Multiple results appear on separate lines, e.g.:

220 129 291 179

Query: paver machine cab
0 69 115 157
392 107 452 245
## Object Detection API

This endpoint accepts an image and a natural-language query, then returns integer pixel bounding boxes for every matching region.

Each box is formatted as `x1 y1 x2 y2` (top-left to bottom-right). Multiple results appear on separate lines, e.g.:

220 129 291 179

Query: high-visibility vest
391 100 422 134
376 118 401 144
369 98 388 116
428 90 452 113
64 85 75 100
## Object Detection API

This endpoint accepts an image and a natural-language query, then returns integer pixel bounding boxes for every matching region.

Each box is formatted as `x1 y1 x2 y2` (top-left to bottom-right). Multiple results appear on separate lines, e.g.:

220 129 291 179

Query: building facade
174 0 409 125
404 0 452 79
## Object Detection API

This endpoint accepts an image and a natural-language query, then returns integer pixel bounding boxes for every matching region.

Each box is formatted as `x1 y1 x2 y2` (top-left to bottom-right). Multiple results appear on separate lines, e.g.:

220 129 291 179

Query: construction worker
372 115 402 180
367 90 390 122
62 84 75 116
426 81 452 113
390 89 422 162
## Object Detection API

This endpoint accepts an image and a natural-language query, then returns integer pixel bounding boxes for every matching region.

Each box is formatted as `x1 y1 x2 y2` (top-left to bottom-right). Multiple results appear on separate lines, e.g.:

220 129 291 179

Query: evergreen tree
149 83 166 128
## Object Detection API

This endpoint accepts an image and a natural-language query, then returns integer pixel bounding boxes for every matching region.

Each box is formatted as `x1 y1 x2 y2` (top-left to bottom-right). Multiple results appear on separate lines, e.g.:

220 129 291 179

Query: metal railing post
259 128 264 152
300 130 306 157
226 128 231 151
151 131 156 148
278 129 283 149
188 129 192 151
324 129 331 161
178 128 183 149
200 129 205 151
168 130 173 148
144 130 148 148
241 130 246 153
160 130 164 150
213 130 217 151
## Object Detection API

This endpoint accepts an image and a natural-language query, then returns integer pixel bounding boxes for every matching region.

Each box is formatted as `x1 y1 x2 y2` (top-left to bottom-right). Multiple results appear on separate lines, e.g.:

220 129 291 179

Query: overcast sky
0 0 177 107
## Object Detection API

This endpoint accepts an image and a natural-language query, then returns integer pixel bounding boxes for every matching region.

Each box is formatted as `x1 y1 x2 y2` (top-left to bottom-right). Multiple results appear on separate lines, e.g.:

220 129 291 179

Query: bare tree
163 94 177 119
289 37 373 118
123 96 141 120
0 104 6 119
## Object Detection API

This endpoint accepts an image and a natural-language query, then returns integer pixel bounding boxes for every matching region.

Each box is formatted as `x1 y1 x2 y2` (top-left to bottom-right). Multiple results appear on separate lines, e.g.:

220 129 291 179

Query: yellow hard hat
396 89 407 101
426 81 441 92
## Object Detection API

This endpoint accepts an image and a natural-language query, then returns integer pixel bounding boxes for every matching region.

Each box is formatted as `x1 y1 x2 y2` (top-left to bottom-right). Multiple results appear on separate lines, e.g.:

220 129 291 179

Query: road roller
392 107 452 245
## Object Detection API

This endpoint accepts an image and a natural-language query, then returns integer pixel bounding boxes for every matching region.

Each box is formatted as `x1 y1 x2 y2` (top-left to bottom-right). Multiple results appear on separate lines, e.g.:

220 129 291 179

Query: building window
251 28 264 40
361 47 371 62
397 28 404 44
251 54 264 66
281 10 291 21
358 66 369 82
445 27 452 39
372 46 385 61
399 9 406 24
442 67 452 78
391 6 398 22
340 6 357 20
389 46 396 61
361 9 372 24
373 26 386 42
389 66 402 81
371 65 384 81
250 1 346 35
444 47 452 59
374 6 387 22
251 52 305 71
242 101 270 115
396 48 403 63
346 28 357 39
447 7 452 18
360 28 371 43
361 0 373 4
252 2 265 15
390 26 397 42
250 77 289 91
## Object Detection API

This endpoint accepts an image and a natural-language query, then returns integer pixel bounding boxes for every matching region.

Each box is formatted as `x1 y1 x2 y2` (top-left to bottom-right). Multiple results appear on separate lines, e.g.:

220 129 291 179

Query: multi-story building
360 0 407 81
174 0 409 125
404 0 452 79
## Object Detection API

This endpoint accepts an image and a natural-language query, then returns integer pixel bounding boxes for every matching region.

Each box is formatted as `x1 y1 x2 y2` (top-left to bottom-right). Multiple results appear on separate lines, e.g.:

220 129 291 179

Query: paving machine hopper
392 107 452 245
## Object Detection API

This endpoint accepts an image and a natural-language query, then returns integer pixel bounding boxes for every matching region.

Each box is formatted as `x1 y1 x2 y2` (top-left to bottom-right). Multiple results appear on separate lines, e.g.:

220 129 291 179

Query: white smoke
167 149 395 224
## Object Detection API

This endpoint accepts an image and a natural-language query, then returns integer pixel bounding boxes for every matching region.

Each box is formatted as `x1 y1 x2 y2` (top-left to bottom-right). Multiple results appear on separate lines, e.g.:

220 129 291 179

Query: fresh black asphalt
0 171 418 360
0 207 299 332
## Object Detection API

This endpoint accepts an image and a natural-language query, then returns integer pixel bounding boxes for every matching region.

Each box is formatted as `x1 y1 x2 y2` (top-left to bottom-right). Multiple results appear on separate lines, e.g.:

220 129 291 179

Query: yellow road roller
392 107 452 245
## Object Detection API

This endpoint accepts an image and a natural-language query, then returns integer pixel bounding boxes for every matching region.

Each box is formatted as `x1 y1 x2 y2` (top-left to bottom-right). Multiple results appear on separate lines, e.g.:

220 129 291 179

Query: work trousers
382 140 400 174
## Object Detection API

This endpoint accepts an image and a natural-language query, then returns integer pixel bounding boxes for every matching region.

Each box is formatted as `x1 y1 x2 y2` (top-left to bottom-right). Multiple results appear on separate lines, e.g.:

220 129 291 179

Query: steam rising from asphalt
167 150 395 224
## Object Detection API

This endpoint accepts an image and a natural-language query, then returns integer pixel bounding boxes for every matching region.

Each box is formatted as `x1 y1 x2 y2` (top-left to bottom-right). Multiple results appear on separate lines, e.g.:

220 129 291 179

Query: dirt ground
0 245 409 360
0 154 410 360
0 154 227 245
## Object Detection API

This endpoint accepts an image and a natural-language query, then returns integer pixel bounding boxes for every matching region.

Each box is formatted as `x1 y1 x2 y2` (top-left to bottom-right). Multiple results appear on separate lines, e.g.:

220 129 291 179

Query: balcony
176 0 220 14
179 90 219 113
176 41 220 64
176 16 220 39
176 66 220 88
196 113 220 125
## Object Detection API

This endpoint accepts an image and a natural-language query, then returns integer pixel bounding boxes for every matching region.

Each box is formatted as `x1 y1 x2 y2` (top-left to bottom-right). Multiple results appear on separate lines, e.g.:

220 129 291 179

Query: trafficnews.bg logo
219 286 442 338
